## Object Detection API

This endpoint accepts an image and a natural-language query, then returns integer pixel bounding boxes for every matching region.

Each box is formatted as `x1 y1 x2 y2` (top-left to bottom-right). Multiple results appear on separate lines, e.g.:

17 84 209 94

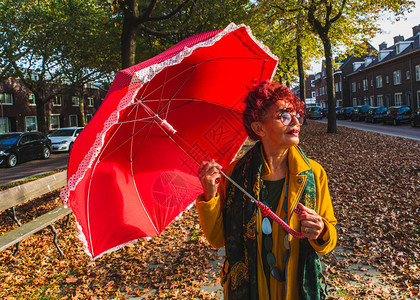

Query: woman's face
257 100 301 148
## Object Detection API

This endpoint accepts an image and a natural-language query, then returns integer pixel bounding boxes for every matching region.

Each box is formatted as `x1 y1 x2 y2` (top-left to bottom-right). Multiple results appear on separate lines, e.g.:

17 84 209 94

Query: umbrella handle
220 170 305 239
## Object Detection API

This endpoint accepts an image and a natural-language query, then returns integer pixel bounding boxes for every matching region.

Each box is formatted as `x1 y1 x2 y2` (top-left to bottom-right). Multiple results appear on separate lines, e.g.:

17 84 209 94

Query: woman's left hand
297 203 326 240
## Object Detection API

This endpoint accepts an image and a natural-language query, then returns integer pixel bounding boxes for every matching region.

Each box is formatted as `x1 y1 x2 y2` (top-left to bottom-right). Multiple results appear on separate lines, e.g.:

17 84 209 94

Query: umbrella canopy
61 23 278 259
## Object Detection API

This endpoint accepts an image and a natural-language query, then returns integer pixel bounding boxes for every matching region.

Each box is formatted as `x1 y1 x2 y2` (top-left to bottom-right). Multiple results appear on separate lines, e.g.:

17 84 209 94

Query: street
1 120 418 187
315 118 420 141
0 152 69 186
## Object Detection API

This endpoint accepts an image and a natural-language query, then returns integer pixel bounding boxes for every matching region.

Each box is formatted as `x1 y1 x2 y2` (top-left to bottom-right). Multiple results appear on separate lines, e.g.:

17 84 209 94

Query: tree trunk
296 43 305 102
79 86 86 127
35 94 48 134
322 37 337 133
121 14 138 69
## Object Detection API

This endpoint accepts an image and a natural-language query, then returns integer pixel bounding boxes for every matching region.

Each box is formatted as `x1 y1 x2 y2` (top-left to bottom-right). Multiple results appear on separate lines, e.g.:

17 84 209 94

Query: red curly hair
242 80 305 141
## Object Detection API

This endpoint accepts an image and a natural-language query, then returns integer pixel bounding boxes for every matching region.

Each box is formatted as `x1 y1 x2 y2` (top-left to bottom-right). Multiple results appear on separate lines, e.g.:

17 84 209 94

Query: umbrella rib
163 65 197 120
136 56 264 108
157 68 168 116
135 64 198 105
114 115 154 125
130 109 160 236
98 121 153 163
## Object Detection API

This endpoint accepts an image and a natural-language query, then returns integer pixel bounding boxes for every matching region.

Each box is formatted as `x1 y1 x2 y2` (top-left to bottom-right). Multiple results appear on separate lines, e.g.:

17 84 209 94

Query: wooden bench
0 171 71 256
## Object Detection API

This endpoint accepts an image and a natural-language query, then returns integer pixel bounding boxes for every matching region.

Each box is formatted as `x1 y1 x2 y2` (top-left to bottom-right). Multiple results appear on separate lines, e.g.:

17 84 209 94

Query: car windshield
49 129 75 137
0 134 20 145
398 107 410 113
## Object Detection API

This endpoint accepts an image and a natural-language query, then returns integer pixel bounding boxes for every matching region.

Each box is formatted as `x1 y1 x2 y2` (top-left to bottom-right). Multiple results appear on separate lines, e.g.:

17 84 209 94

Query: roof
347 33 420 76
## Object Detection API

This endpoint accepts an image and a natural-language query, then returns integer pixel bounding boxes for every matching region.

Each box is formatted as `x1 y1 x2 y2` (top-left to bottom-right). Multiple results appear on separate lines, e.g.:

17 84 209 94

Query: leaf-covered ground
0 121 419 299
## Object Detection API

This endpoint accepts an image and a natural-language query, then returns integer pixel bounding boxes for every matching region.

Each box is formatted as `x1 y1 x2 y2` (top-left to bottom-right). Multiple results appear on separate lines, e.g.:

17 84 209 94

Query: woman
196 80 337 300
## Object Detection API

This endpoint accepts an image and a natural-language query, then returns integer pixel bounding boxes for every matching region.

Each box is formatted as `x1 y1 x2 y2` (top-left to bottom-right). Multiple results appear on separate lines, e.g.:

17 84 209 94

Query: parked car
383 106 412 125
336 107 354 120
350 105 371 121
365 107 387 123
48 127 84 152
322 108 328 118
0 132 52 167
307 106 323 119
410 108 420 127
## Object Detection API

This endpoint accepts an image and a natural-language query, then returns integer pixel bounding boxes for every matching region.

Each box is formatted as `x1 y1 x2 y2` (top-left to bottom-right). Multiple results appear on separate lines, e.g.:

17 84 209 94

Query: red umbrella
60 23 278 259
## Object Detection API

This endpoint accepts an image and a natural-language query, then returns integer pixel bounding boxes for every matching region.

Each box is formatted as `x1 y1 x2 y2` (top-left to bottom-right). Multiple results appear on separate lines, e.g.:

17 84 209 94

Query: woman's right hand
198 159 222 201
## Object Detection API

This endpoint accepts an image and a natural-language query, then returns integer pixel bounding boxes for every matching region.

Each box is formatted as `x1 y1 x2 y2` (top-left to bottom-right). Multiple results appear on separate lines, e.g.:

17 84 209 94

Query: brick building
312 44 376 108
0 77 107 133
293 74 317 107
347 25 420 109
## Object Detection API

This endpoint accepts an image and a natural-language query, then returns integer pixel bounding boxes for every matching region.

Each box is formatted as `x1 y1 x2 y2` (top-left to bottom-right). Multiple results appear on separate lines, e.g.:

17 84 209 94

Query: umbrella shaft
219 170 258 204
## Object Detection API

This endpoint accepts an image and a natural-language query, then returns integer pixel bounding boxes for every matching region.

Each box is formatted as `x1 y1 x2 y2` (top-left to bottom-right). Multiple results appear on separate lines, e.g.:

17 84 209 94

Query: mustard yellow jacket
196 145 337 300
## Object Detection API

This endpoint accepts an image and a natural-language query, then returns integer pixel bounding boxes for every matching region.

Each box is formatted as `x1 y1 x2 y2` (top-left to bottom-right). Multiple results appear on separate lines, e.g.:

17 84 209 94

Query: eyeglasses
276 111 304 126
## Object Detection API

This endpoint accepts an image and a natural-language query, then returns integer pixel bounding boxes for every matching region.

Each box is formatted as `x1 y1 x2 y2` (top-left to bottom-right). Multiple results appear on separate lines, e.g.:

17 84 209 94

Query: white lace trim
59 22 278 258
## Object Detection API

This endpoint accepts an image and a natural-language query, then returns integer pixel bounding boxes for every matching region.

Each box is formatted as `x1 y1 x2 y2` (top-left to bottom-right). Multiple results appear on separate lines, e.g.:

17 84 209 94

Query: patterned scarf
222 142 326 300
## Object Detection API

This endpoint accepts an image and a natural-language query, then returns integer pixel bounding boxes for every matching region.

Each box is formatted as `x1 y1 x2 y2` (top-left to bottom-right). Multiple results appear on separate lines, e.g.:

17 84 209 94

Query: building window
25 116 37 132
0 92 14 105
386 76 389 84
417 90 420 107
363 79 368 91
50 115 60 130
311 91 316 98
406 92 411 106
53 95 62 106
393 70 402 85
88 97 94 107
337 99 343 107
28 93 35 106
364 96 369 105
416 65 420 81
335 82 342 93
86 114 93 123
394 93 402 106
370 96 374 106
377 95 383 106
376 75 382 88
72 96 80 106
352 98 357 107
69 114 78 127
351 82 356 92
0 117 10 133
406 71 410 80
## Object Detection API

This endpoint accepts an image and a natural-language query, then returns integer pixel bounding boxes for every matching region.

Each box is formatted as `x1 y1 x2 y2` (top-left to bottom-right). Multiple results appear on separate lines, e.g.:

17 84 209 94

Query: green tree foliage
0 0 119 132
270 0 414 133
107 0 252 68
249 0 323 90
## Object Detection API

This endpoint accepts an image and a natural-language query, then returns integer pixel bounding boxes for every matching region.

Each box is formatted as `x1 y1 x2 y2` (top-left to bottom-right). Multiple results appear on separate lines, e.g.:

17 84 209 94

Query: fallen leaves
0 121 418 299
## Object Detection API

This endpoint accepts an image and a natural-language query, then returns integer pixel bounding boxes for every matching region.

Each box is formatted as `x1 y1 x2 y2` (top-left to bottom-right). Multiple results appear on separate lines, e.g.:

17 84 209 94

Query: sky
311 0 420 73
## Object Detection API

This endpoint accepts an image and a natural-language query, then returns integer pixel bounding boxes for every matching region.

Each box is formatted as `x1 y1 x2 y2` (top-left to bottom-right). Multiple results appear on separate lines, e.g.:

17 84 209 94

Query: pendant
262 217 272 235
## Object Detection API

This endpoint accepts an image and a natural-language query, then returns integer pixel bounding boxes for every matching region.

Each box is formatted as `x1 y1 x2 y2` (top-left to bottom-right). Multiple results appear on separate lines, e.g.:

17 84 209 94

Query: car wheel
411 120 416 127
7 153 17 167
42 147 51 159
393 119 398 126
